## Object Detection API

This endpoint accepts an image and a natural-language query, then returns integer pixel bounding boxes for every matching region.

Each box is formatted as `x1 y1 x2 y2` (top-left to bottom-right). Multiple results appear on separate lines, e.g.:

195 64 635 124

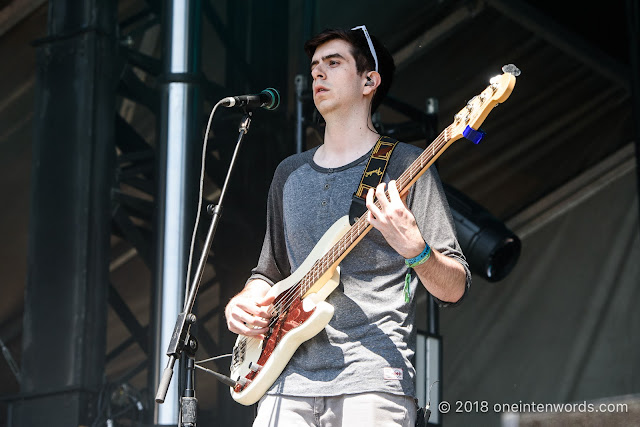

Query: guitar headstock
449 65 519 142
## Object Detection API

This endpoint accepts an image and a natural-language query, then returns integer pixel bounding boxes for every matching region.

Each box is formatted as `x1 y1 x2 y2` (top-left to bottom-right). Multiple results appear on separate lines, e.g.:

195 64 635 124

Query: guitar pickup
237 376 252 386
249 362 263 372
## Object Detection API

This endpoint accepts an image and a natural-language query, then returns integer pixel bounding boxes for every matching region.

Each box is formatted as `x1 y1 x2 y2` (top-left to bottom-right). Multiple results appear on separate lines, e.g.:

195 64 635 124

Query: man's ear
363 71 381 94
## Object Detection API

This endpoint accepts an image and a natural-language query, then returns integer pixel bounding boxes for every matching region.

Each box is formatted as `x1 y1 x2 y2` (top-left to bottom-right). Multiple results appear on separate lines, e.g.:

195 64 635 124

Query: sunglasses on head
351 25 379 73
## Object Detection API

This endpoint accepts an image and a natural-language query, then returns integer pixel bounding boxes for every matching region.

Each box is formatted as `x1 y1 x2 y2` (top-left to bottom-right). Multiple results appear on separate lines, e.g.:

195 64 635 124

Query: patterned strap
348 136 399 225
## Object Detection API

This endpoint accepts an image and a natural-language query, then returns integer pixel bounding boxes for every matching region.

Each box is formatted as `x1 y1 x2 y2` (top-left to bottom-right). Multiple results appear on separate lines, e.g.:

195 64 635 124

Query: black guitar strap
348 135 399 225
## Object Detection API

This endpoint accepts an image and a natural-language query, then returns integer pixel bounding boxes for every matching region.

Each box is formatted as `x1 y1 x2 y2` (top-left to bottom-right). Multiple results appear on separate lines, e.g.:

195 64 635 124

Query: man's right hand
225 279 275 338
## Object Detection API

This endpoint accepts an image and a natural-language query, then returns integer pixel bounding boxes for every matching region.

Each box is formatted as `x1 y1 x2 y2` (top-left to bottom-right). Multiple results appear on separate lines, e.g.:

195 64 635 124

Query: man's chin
314 100 336 117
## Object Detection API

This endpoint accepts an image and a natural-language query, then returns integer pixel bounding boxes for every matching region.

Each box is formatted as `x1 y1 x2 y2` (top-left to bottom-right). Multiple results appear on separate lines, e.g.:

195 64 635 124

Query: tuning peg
502 64 521 76
465 102 473 112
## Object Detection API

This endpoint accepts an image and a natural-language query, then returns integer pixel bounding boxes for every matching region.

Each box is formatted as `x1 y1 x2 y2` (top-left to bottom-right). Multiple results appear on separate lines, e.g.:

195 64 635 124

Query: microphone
221 88 280 110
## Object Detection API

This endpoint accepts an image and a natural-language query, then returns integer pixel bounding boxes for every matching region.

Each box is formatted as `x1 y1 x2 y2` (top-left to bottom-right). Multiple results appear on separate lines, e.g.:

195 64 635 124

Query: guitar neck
299 125 458 295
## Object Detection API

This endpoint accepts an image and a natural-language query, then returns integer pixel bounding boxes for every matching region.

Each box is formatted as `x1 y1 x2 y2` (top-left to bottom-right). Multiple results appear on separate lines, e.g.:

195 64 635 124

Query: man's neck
314 109 379 168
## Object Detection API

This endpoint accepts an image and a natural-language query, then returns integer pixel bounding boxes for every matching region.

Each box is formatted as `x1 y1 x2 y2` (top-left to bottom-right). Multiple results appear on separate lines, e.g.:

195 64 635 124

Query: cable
180 101 225 427
0 336 21 385
366 96 380 136
91 382 146 427
184 100 224 303
91 385 108 427
423 379 440 423
196 353 232 364
427 379 439 407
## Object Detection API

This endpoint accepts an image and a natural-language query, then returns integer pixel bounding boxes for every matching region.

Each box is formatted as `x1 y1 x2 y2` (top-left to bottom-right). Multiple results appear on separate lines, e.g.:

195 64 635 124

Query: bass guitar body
229 216 351 405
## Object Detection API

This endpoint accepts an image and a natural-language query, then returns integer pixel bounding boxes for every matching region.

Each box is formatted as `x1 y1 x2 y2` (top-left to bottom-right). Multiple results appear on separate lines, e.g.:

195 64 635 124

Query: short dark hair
304 27 395 113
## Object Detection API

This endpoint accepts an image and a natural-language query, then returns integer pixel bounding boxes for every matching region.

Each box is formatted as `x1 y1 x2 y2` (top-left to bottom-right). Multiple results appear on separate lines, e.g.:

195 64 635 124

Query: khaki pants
253 392 417 427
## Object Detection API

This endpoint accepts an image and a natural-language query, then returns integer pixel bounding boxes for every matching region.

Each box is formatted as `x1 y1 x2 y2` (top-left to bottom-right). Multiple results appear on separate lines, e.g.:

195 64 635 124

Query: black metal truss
105 0 247 409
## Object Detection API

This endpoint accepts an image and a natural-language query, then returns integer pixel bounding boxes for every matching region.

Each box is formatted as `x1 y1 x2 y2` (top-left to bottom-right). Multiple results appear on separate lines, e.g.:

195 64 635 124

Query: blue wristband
405 242 431 268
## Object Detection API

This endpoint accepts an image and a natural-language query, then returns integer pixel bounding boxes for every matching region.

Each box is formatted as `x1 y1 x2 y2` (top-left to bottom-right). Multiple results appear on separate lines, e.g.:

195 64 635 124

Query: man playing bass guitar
225 26 471 427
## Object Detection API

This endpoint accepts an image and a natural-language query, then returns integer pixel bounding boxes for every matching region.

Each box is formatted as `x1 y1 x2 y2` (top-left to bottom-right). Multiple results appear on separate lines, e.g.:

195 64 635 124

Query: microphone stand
181 337 198 427
155 109 254 425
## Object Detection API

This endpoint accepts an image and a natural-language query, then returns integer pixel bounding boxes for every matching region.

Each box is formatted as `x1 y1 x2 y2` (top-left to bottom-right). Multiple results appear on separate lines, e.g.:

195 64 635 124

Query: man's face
310 39 364 115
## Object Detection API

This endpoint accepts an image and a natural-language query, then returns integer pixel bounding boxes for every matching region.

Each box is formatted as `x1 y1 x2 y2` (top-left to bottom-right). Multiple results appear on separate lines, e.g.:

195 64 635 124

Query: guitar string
236 86 496 364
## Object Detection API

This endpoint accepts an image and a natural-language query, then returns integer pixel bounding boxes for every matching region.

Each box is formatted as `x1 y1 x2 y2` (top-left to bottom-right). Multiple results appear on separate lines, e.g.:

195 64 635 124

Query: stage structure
10 0 290 426
8 1 540 426
9 1 117 425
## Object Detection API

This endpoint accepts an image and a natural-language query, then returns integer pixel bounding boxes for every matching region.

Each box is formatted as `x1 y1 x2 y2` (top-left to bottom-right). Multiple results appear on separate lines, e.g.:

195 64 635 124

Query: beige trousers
252 392 417 427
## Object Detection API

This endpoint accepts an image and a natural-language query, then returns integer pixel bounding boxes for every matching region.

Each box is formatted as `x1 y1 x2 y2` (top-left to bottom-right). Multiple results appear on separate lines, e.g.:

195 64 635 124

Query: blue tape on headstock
463 125 486 144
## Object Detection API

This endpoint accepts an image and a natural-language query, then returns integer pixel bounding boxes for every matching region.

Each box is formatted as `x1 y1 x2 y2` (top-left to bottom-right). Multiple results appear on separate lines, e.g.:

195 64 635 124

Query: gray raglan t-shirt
248 140 471 398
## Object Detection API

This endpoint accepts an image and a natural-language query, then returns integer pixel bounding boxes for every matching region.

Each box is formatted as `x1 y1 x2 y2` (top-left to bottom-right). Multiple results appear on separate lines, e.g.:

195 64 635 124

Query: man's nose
311 64 325 80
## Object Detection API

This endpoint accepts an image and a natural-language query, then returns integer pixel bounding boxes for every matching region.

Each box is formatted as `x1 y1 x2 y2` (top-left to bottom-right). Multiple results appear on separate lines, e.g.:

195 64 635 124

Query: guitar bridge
231 337 247 370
